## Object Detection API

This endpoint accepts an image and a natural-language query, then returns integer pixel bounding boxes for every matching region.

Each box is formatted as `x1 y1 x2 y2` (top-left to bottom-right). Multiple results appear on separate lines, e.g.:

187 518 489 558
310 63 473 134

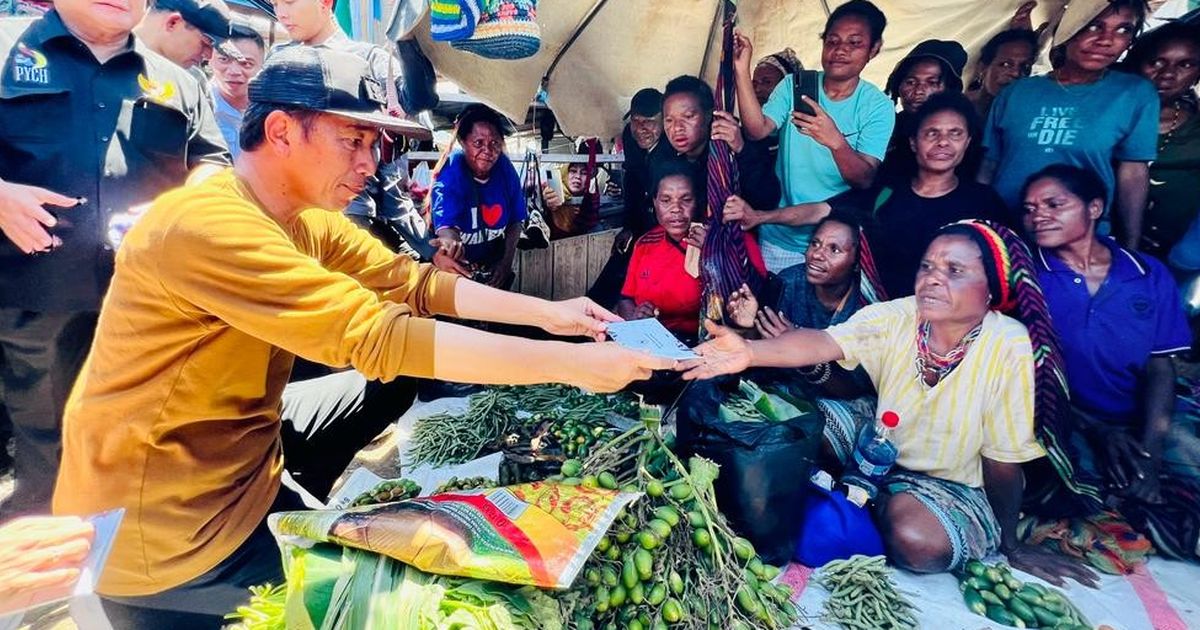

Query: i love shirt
431 151 529 265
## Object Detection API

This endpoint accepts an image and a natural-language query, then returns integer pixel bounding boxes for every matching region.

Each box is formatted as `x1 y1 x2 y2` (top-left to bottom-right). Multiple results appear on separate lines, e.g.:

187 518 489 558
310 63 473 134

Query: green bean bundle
816 555 917 629
406 389 516 467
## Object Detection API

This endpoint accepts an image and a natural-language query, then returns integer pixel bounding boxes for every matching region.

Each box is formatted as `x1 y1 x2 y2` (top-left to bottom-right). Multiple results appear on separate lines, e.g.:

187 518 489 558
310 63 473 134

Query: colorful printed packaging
269 482 640 589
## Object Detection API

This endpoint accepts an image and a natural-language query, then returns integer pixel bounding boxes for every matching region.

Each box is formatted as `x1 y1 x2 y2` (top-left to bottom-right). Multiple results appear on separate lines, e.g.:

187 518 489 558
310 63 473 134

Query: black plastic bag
676 374 824 564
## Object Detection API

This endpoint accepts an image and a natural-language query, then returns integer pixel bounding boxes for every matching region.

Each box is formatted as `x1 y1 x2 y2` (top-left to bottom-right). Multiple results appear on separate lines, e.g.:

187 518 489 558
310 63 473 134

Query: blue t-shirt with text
983 72 1158 226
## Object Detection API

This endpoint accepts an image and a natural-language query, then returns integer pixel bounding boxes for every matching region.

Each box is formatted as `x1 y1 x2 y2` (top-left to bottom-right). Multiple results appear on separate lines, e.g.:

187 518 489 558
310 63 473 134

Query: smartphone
543 165 564 198
684 222 702 278
793 69 819 117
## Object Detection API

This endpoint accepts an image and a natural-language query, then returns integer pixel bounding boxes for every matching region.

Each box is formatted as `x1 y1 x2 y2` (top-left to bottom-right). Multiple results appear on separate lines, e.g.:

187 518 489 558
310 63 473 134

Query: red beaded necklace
915 320 982 385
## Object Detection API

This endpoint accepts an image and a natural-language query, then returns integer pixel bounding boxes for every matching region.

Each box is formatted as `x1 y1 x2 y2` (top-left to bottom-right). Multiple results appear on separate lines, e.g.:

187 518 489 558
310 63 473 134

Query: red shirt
621 226 766 336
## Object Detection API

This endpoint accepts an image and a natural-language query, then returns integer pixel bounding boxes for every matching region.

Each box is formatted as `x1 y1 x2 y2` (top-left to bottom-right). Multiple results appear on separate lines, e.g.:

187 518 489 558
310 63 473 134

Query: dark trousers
100 369 418 629
0 309 97 518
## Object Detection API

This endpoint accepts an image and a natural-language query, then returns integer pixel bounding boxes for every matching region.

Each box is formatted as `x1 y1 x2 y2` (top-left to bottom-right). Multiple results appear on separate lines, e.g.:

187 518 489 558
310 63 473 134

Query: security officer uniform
0 10 230 516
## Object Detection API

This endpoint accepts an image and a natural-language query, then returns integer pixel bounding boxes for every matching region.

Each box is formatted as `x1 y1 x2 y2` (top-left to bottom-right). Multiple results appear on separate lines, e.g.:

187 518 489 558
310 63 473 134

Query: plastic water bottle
841 410 901 506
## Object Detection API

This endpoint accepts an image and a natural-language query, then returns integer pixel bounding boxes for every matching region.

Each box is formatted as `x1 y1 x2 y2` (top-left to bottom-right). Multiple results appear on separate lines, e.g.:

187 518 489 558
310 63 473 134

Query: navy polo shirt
1037 239 1192 422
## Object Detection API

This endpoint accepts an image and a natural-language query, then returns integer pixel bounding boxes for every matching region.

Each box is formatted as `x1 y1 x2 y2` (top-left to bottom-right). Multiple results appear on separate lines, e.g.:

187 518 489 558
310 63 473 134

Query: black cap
455 103 516 137
885 39 968 96
248 46 432 139
154 0 247 61
624 88 663 120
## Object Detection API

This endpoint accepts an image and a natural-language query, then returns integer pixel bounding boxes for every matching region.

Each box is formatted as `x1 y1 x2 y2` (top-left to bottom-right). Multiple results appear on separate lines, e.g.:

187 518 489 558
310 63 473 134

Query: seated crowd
1 0 1200 625
591 0 1200 585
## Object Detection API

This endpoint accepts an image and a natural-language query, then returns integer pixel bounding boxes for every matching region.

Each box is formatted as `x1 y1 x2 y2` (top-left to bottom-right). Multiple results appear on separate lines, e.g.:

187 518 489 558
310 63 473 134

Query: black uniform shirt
0 11 230 312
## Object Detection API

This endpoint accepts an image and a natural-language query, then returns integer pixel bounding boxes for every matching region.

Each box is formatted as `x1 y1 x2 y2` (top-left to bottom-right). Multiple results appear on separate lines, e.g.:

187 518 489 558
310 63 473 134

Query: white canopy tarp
409 0 1180 139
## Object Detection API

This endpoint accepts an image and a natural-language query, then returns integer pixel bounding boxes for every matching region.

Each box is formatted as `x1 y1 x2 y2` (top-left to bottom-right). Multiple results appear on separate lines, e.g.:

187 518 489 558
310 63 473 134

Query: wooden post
520 247 554 299
552 235 590 300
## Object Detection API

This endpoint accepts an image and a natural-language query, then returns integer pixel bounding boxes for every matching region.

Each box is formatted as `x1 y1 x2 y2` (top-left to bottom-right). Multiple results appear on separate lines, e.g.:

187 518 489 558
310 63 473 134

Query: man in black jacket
0 0 230 517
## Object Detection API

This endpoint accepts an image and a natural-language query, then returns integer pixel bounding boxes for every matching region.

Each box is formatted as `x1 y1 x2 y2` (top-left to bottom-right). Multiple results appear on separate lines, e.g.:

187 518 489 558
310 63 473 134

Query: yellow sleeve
156 200 447 380
825 299 911 379
297 209 459 317
980 330 1046 463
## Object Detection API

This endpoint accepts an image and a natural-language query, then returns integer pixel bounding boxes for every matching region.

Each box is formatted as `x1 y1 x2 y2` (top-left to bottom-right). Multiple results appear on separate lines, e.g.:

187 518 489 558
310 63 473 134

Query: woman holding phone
730 0 896 271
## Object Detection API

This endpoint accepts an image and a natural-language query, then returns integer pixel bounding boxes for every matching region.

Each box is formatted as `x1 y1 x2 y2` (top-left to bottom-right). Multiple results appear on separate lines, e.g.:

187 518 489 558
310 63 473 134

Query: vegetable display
959 559 1091 629
553 418 799 630
235 391 801 630
815 554 916 630
407 385 637 469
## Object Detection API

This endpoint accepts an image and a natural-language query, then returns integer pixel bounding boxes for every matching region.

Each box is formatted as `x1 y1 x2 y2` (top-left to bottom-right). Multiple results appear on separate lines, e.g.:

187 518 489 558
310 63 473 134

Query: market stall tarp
411 0 1077 139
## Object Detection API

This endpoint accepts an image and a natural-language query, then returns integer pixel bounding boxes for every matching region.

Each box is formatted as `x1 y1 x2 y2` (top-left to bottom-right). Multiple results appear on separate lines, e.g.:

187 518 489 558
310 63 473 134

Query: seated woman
616 161 765 344
1025 165 1199 503
769 92 1011 299
679 220 1097 584
431 104 526 289
725 210 880 462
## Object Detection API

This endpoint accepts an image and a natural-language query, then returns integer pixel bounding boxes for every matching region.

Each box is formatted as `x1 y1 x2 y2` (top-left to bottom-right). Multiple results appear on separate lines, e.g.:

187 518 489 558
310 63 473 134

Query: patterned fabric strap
958 220 1105 513
699 7 760 329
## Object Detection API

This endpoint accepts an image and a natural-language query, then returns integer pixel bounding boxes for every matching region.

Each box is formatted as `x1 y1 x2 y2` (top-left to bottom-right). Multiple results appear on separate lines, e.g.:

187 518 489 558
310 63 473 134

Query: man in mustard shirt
52 46 669 627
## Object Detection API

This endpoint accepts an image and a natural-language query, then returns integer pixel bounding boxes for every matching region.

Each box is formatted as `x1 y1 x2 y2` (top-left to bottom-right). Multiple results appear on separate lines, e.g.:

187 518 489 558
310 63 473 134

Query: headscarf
756 48 803 77
934 220 1105 515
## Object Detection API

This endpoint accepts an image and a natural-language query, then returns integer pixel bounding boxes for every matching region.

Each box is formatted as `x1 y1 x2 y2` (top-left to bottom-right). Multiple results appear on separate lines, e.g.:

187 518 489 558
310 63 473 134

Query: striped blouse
826 298 1045 487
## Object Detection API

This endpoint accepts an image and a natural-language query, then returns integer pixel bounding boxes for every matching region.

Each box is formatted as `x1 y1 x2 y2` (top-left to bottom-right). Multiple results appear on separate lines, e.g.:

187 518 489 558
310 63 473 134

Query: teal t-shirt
983 72 1159 226
759 72 894 254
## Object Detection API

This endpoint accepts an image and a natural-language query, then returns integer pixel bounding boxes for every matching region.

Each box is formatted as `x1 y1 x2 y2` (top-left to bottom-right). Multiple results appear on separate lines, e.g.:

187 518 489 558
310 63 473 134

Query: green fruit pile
432 476 494 494
349 478 421 507
554 423 797 630
959 560 1091 629
550 420 614 460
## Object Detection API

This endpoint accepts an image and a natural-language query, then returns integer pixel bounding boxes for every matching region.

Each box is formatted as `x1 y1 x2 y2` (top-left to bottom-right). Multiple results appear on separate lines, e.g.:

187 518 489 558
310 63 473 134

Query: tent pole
543 0 611 86
819 0 832 16
698 0 729 78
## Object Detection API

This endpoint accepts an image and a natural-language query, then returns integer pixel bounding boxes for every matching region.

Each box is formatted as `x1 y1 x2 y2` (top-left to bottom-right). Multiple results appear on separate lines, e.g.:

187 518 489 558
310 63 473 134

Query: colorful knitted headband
937 220 1016 312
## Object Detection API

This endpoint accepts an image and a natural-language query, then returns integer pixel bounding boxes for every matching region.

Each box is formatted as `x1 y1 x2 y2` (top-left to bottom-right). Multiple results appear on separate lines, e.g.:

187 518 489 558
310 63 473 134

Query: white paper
325 467 386 510
73 509 124 598
606 319 698 360
0 508 123 627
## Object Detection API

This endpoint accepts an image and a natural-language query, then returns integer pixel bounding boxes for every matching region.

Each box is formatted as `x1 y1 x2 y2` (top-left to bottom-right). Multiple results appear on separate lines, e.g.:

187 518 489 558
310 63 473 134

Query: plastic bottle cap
880 411 900 428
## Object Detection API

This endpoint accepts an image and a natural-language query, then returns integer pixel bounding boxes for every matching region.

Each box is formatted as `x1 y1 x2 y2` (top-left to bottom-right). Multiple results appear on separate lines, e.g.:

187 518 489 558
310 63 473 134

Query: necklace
1159 101 1189 151
914 319 982 386
1050 68 1107 93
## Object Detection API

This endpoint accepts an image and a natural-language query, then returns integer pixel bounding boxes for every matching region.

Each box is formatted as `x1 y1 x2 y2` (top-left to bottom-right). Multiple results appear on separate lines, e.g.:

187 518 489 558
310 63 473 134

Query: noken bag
794 481 884 567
